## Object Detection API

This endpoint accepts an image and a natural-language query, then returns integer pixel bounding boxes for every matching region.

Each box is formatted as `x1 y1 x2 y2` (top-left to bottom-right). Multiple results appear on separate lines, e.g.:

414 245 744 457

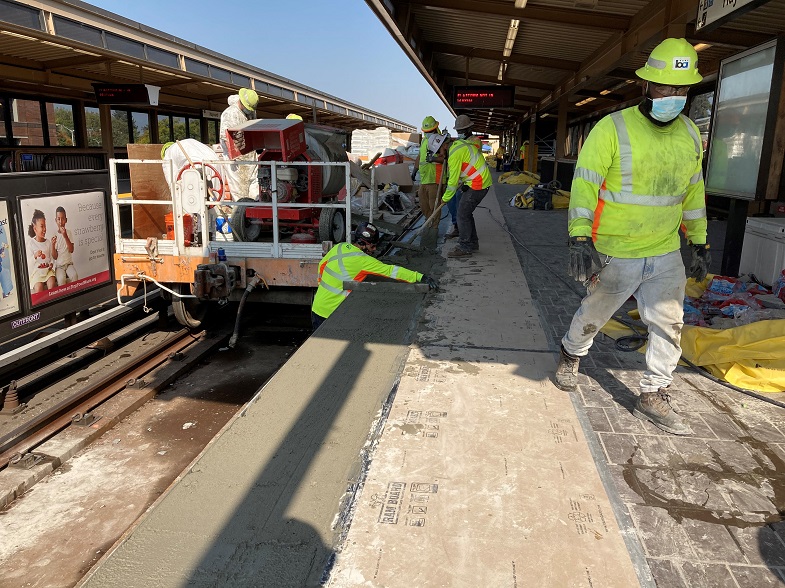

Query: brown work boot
554 345 579 391
448 246 472 258
633 390 692 435
445 224 459 239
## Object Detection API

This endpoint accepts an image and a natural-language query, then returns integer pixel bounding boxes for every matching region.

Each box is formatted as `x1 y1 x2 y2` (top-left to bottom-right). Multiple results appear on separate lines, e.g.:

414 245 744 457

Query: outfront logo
673 57 691 70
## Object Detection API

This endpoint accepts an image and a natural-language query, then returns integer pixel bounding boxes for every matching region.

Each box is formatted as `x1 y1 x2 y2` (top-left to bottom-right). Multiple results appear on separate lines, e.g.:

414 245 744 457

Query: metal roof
365 0 785 134
0 0 416 132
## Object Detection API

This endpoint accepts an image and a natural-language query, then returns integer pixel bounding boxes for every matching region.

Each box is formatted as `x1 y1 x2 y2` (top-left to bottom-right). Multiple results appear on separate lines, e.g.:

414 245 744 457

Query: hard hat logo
673 58 691 70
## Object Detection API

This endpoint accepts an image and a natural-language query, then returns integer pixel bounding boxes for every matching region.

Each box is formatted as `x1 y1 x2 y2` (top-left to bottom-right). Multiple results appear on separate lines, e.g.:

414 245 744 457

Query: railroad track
0 325 224 473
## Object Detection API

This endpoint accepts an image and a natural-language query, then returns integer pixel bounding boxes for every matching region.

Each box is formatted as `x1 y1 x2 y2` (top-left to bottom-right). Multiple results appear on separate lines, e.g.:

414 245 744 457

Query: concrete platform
79 177 785 588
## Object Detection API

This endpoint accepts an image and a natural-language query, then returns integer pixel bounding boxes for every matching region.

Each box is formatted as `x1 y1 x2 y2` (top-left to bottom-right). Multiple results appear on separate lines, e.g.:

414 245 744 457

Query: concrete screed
79 177 785 587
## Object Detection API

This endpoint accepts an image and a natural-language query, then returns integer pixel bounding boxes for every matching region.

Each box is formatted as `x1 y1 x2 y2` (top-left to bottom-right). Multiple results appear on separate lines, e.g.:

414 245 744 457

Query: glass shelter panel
85 107 102 147
50 103 76 146
706 43 777 199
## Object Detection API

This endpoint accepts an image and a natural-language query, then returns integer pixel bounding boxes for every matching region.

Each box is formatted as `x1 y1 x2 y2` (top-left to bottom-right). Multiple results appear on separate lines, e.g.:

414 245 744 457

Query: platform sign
93 83 160 106
19 191 111 307
0 201 20 319
696 0 770 32
452 86 515 109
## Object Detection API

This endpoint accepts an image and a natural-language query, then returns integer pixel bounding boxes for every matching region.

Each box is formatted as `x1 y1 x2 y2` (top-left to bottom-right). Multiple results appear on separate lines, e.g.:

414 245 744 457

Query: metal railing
109 158 352 260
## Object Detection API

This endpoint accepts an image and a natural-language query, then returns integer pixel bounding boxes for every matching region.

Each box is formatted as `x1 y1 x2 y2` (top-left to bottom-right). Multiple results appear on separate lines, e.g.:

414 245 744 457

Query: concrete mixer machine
224 118 349 244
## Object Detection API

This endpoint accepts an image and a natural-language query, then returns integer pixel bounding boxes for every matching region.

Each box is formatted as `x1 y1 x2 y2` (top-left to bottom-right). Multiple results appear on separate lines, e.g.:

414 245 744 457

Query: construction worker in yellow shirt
430 115 493 258
554 38 710 436
311 222 438 329
494 144 505 172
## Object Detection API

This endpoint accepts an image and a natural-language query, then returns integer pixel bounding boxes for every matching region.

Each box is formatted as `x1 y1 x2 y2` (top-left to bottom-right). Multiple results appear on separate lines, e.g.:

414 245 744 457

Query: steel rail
0 328 201 470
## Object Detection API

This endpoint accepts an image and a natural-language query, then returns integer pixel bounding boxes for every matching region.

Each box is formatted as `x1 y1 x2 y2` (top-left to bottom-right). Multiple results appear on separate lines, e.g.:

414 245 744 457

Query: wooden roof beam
43 54 107 69
431 42 579 71
440 68 555 91
529 0 697 117
407 0 629 30
685 22 774 49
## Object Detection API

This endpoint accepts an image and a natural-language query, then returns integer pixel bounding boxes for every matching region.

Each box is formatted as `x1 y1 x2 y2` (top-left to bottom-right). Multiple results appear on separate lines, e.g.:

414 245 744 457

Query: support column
554 97 569 180
527 114 537 172
99 104 115 163
721 198 749 277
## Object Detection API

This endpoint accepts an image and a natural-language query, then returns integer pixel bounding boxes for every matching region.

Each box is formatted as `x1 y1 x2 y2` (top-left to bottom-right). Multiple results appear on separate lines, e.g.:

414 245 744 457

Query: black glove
411 170 417 182
421 275 439 290
567 236 602 283
689 243 711 282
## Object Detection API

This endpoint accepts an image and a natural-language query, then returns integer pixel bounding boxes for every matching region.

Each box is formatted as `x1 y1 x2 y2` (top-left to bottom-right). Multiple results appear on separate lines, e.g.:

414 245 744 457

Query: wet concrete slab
79 290 432 588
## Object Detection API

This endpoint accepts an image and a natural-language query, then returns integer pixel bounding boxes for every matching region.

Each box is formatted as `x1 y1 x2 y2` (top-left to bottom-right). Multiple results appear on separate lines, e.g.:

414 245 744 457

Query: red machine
224 119 348 243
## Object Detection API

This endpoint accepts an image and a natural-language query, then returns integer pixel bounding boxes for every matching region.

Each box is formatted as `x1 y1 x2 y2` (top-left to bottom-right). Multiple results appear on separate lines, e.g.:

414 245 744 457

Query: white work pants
561 250 685 393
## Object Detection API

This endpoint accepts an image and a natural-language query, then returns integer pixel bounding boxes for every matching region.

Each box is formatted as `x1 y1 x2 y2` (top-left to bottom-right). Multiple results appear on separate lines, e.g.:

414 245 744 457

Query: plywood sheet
128 143 171 239
327 345 640 588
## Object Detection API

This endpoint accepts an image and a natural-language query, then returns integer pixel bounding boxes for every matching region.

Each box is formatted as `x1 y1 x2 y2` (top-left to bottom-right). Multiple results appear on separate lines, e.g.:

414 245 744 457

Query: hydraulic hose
228 275 264 349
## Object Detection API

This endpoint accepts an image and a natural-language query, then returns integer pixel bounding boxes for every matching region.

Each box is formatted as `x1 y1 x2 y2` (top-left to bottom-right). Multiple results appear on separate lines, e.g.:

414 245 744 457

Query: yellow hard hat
286 113 303 121
160 141 174 159
421 115 439 132
238 88 259 111
636 38 702 86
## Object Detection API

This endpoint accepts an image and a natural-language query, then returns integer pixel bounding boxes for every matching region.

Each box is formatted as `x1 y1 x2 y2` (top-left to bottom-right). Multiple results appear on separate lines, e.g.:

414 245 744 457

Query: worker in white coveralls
219 88 259 201
554 38 711 436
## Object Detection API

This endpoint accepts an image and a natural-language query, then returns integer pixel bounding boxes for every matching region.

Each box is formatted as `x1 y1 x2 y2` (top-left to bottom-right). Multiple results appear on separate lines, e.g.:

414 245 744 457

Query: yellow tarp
499 171 541 184
598 279 785 392
681 320 785 392
512 186 571 209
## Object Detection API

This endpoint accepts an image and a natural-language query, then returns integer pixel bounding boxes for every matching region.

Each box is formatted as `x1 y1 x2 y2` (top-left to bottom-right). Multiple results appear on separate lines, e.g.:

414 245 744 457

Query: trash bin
503 162 511 172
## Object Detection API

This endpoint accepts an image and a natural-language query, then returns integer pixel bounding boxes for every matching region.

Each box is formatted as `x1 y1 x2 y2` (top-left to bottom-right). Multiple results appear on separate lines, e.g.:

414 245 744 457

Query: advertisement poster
19 191 110 307
0 201 21 318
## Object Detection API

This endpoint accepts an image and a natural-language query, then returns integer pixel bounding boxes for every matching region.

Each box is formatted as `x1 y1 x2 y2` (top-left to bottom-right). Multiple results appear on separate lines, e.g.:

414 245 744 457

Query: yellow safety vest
568 106 707 258
443 139 492 202
312 242 423 319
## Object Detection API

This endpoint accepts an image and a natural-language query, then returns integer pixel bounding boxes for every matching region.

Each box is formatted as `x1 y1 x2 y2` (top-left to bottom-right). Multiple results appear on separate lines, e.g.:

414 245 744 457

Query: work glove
421 275 439 291
689 243 711 282
567 236 602 283
411 170 417 182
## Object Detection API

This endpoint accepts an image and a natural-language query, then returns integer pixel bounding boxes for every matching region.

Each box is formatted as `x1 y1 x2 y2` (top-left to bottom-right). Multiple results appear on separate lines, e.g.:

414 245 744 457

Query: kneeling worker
311 222 438 329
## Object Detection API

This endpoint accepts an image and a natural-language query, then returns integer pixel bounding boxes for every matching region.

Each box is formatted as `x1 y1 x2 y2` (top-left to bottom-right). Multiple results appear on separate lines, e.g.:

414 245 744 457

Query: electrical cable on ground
482 206 785 410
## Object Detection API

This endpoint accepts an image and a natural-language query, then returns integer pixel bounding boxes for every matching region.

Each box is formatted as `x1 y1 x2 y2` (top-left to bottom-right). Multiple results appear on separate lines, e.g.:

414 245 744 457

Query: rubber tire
231 197 262 242
171 283 207 329
318 206 346 243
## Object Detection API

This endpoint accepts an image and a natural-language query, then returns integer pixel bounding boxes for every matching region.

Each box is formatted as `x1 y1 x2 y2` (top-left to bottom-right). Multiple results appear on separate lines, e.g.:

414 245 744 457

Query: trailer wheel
231 197 262 242
171 283 207 329
318 206 346 243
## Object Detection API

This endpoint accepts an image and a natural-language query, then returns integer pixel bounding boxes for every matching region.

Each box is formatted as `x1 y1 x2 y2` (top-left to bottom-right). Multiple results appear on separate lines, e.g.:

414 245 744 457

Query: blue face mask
650 96 687 122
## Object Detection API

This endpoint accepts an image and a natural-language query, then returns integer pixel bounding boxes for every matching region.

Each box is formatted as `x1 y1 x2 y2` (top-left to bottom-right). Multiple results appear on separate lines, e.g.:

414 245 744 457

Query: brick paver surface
491 175 785 587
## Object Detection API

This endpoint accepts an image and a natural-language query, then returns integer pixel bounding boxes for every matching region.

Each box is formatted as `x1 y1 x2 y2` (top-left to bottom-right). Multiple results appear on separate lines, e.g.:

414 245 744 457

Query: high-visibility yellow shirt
495 147 505 158
443 139 492 202
568 106 707 258
312 242 423 319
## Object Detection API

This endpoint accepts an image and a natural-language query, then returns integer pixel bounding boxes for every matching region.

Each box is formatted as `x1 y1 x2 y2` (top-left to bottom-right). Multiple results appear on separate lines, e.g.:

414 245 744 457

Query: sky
86 0 456 132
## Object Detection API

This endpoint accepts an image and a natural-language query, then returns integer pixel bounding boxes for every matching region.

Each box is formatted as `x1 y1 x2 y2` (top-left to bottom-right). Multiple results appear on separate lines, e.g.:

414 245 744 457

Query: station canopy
366 0 785 134
0 0 414 132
